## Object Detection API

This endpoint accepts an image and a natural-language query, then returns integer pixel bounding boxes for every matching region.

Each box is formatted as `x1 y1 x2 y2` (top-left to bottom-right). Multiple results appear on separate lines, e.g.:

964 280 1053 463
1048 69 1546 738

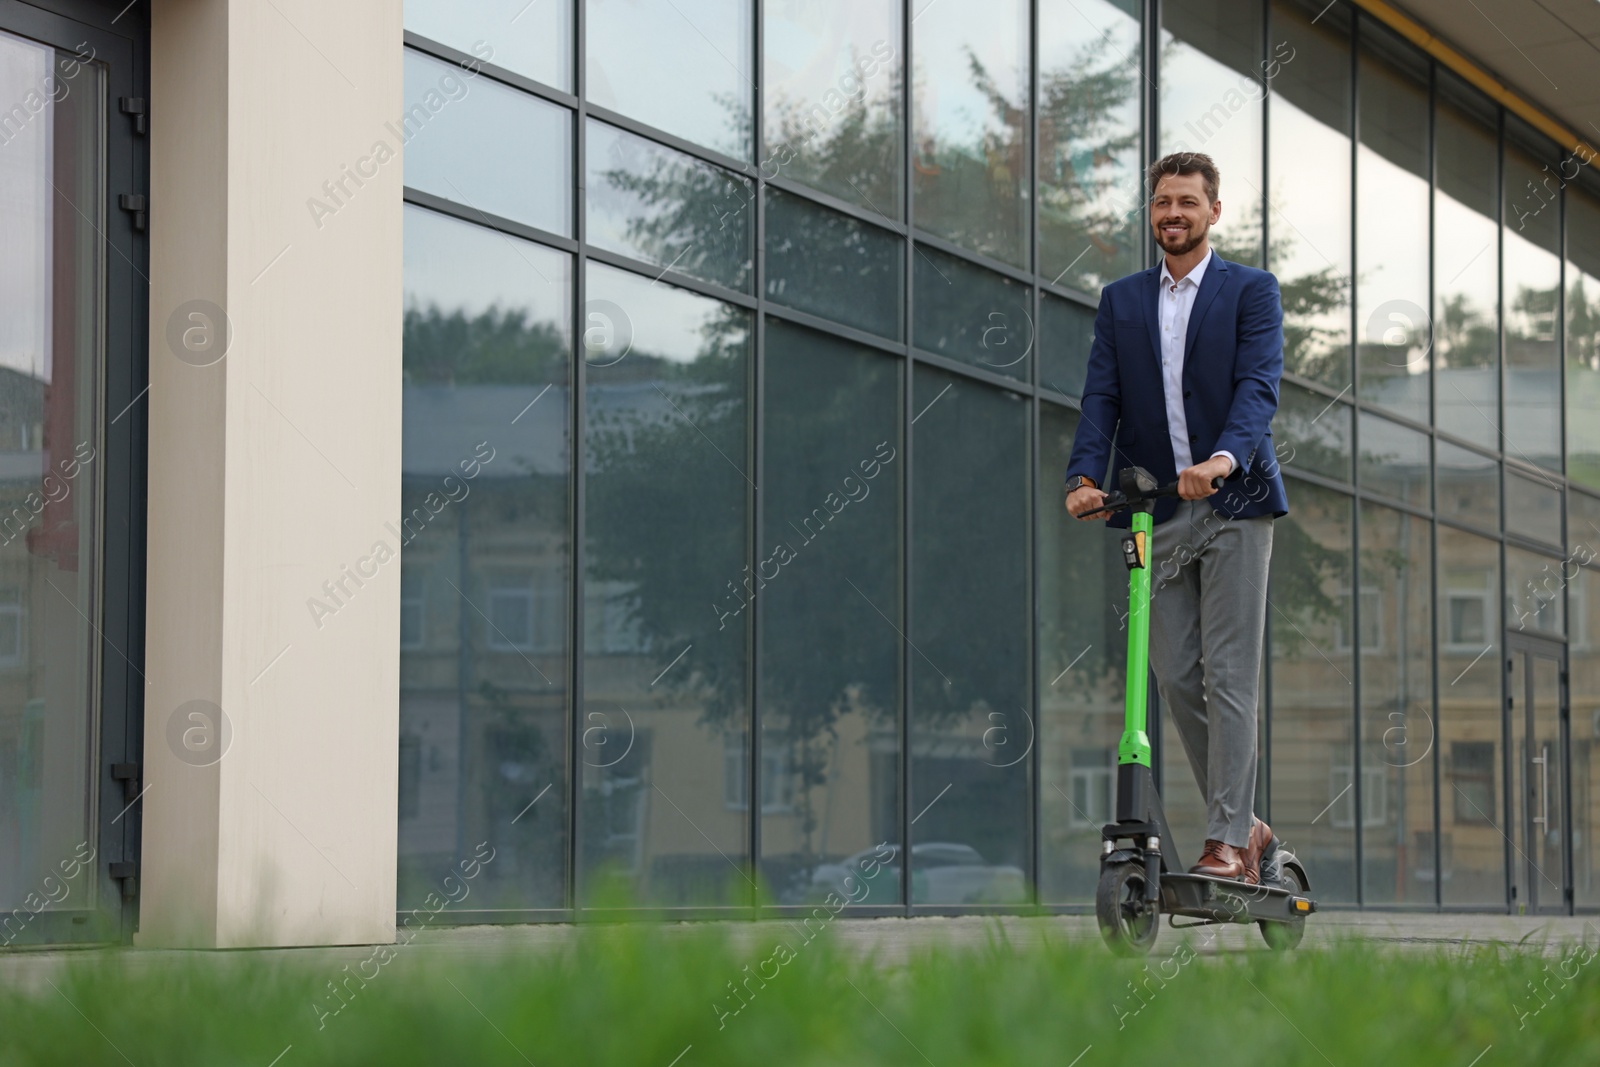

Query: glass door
0 0 144 946
1507 634 1569 914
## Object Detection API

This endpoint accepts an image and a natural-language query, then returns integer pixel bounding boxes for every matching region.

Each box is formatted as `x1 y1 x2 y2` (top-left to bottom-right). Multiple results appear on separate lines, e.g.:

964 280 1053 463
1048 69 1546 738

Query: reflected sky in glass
1568 186 1600 490
1039 0 1143 293
403 48 572 236
405 0 573 90
1434 96 1500 451
1503 146 1562 471
763 0 901 216
1355 40 1428 421
1159 0 1263 265
912 0 1031 265
1268 0 1350 391
586 0 752 159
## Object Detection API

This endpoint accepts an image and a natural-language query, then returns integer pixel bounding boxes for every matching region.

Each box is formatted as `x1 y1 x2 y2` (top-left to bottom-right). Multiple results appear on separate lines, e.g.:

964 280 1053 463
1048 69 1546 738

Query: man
1063 152 1287 884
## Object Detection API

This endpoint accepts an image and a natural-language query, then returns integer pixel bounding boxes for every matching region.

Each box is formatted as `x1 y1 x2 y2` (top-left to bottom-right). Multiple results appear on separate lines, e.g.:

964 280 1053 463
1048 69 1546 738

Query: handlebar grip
1152 476 1223 497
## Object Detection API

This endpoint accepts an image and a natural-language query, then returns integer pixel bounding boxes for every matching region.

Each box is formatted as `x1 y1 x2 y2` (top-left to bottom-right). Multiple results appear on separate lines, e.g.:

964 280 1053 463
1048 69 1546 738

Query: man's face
1150 172 1221 256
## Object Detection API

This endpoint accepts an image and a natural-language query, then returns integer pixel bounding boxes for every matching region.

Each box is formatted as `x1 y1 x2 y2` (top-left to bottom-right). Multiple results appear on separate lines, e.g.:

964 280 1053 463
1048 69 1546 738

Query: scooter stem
1118 509 1154 767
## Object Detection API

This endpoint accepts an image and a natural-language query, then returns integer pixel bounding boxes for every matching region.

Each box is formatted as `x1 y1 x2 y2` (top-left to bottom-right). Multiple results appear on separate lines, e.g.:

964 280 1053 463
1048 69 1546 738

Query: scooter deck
1160 872 1316 925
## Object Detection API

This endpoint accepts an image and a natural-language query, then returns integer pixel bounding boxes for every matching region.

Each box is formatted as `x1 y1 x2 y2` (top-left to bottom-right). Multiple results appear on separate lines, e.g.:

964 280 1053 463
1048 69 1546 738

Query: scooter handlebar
1075 475 1223 519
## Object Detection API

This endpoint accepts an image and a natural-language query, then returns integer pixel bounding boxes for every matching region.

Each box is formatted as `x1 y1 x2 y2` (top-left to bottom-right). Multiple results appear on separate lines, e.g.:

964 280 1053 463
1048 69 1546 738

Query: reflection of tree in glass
1038 24 1143 289
765 59 902 215
914 49 1028 263
592 143 753 291
758 337 899 868
1257 201 1349 385
403 303 566 384
1270 512 1348 657
1507 281 1559 345
584 307 749 731
1434 292 1497 370
1570 276 1599 371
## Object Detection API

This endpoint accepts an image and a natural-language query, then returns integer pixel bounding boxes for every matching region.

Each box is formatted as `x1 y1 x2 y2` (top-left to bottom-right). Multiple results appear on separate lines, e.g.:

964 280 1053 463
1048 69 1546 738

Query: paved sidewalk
0 910 1594 989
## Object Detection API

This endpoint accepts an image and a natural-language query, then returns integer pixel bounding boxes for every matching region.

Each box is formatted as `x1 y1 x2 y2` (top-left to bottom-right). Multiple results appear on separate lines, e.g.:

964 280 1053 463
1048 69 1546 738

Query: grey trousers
1147 499 1274 848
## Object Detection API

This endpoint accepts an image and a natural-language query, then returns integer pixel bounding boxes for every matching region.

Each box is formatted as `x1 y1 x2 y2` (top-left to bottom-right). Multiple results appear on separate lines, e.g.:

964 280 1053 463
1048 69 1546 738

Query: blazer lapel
1183 255 1230 363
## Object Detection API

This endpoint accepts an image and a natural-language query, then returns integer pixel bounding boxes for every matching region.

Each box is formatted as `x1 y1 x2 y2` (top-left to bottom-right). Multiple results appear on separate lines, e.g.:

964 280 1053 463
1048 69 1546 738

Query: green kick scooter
1082 466 1316 956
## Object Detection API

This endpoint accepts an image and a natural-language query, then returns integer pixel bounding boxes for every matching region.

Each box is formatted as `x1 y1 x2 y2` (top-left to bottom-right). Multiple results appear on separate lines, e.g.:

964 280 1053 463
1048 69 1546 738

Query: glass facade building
388 0 1600 918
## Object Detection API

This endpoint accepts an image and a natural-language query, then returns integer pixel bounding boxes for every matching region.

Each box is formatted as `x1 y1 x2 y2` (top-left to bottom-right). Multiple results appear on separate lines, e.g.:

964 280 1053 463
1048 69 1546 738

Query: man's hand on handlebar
1066 482 1108 521
1178 455 1233 501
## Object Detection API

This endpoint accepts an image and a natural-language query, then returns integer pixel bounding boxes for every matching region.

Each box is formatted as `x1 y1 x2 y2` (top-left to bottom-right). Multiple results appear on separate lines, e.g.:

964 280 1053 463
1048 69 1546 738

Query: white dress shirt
1158 249 1236 475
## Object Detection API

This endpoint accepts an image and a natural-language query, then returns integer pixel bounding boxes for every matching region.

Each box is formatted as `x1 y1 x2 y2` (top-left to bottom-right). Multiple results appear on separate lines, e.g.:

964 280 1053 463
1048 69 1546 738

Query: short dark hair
1147 152 1219 203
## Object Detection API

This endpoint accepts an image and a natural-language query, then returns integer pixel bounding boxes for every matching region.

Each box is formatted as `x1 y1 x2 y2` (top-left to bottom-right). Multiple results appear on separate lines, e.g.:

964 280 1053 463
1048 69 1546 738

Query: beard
1155 220 1208 256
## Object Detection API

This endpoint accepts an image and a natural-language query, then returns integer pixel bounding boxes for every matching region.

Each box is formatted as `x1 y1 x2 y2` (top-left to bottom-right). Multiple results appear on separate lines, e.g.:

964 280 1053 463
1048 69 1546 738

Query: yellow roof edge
1352 0 1597 162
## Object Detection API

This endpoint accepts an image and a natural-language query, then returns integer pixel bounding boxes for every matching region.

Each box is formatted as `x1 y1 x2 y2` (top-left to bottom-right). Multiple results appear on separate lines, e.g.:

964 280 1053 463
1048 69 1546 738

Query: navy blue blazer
1065 254 1289 528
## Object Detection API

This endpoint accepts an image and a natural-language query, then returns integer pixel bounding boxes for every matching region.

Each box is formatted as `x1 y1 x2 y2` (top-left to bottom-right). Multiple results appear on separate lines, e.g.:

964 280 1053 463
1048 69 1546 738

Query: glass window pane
585 0 752 159
765 188 902 339
912 245 1030 380
1160 0 1264 266
1507 545 1564 637
1572 489 1600 555
1436 439 1498 532
1567 184 1600 490
760 319 902 905
763 0 901 216
0 31 103 919
1273 380 1352 482
1355 24 1429 421
1505 470 1561 547
586 119 753 293
1270 481 1356 902
1571 560 1600 906
1437 527 1503 905
402 48 572 236
1040 293 1095 398
1434 81 1500 450
911 368 1029 904
405 0 573 91
1358 411 1428 508
1040 403 1130 902
1358 502 1434 904
1504 144 1563 471
400 205 572 909
1039 0 1144 292
581 261 751 906
912 0 1030 266
1269 0 1351 391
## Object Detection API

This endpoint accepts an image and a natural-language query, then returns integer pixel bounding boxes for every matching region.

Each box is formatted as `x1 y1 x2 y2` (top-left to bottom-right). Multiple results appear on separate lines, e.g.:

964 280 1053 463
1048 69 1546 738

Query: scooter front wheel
1096 861 1160 956
1258 863 1308 951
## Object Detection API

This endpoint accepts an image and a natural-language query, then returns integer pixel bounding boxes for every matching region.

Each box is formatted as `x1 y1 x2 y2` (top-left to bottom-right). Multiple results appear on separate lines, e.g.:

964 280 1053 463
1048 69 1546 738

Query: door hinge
110 861 138 900
119 96 146 135
110 762 141 804
118 193 146 232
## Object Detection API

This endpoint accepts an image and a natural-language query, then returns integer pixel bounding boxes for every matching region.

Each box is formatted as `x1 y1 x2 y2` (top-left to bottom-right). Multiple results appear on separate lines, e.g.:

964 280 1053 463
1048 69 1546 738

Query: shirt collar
1160 247 1213 291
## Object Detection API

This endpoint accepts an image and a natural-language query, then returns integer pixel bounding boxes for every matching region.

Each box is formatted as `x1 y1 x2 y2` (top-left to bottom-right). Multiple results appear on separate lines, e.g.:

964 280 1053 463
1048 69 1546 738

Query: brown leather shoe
1189 839 1244 879
1243 817 1273 885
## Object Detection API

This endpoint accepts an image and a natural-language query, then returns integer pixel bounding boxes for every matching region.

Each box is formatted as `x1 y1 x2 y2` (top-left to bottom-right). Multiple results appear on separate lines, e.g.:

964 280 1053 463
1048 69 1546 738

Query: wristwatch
1065 475 1096 493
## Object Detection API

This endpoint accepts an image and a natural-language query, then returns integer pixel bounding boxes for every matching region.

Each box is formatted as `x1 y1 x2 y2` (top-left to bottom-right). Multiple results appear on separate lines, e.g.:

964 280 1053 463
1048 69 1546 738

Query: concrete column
140 0 402 947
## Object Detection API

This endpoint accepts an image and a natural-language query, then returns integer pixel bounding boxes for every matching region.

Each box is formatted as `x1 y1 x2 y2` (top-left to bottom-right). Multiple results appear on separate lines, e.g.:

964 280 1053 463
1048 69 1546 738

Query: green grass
1 921 1597 1066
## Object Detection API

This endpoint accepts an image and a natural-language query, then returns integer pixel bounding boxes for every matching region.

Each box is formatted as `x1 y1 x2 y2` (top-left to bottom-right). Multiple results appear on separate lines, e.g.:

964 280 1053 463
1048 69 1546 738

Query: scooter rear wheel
1258 864 1308 951
1096 861 1160 956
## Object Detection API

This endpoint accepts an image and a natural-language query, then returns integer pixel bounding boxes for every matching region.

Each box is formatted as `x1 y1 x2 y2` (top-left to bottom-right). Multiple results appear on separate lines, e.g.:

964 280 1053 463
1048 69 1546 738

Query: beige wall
141 0 403 947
